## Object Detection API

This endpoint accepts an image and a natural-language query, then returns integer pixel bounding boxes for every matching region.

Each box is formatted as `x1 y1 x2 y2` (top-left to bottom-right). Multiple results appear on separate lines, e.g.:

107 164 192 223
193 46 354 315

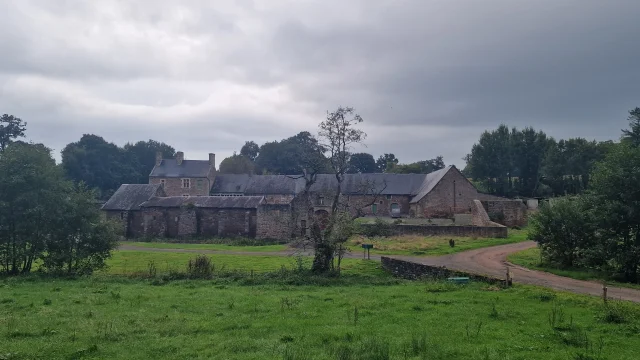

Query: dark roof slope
101 184 164 211
310 173 427 195
141 196 264 209
210 167 465 201
212 174 302 195
149 159 211 178
409 166 452 203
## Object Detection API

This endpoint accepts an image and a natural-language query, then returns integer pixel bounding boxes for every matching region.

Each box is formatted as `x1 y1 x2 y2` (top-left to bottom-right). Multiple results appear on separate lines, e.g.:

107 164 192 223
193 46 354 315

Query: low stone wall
361 223 508 238
481 200 528 228
381 257 503 284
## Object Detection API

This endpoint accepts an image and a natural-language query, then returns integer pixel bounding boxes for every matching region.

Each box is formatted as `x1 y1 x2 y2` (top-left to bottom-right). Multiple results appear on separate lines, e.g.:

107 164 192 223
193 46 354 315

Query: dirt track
119 241 640 302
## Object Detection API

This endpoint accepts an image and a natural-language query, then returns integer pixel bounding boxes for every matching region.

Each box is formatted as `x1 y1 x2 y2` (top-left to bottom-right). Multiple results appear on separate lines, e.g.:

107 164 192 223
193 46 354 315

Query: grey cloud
1 0 639 168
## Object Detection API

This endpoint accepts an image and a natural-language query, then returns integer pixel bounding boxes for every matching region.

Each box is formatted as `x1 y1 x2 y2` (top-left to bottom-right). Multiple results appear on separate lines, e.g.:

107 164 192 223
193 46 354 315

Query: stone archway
314 210 330 230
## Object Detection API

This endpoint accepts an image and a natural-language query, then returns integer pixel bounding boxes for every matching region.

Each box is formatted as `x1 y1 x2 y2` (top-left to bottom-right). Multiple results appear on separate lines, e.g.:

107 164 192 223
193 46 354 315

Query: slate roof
211 174 303 195
149 159 211 178
101 184 164 211
210 167 461 203
409 166 452 204
140 196 264 209
310 173 427 195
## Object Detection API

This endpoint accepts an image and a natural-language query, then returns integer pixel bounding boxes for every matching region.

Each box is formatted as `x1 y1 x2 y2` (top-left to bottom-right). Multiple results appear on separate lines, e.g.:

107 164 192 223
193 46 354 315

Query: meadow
347 229 527 256
2 272 640 360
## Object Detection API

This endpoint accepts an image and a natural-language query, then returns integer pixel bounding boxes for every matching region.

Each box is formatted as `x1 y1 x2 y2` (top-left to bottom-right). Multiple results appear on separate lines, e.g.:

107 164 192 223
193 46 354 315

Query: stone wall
105 210 128 235
149 177 211 197
361 223 507 238
257 204 294 240
471 199 492 226
381 257 503 284
135 207 257 238
347 194 412 217
480 200 528 227
415 168 479 218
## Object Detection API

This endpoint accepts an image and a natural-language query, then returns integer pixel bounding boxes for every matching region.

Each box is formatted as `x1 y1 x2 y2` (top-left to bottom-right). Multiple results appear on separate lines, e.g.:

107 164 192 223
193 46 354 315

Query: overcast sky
1 1 639 167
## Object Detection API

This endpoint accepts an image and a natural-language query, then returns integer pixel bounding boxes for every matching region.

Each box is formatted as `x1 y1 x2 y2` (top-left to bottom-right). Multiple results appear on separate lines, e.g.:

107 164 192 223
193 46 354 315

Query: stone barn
101 184 166 237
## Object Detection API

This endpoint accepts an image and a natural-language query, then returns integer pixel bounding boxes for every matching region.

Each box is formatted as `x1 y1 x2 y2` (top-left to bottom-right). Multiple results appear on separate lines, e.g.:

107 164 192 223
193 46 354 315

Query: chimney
176 151 184 166
155 151 163 166
209 153 216 169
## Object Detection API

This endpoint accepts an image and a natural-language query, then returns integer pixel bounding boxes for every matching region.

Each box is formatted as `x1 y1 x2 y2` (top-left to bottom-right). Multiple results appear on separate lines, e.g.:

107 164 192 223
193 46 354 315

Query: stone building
101 184 166 237
103 156 526 240
149 151 216 196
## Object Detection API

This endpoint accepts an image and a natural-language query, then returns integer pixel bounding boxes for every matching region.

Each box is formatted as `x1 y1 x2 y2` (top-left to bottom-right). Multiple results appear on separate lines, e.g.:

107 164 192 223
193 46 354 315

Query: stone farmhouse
102 152 526 239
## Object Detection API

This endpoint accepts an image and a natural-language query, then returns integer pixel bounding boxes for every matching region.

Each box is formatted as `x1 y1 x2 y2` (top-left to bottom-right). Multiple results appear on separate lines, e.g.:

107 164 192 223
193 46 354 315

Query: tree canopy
0 114 27 151
347 153 377 173
219 154 255 174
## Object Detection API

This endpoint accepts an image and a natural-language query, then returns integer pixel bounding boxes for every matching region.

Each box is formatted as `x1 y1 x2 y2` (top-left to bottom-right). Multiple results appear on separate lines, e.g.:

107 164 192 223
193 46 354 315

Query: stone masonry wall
381 257 503 284
257 204 294 240
471 200 492 227
136 207 256 239
347 194 412 217
416 168 479 218
149 177 211 197
480 200 528 227
361 223 507 238
105 211 128 235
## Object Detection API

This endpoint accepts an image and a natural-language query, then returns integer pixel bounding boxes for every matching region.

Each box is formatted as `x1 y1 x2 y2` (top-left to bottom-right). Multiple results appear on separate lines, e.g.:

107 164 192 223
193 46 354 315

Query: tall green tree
255 132 329 174
376 153 398 172
621 107 640 147
240 141 260 161
347 153 377 173
589 142 640 282
0 114 27 151
0 142 119 276
0 142 66 274
62 134 140 199
123 140 175 183
219 154 255 174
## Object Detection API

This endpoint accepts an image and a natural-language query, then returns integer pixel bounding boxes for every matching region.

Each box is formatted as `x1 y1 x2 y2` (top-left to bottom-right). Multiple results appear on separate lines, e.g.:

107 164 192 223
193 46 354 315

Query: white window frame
182 178 190 189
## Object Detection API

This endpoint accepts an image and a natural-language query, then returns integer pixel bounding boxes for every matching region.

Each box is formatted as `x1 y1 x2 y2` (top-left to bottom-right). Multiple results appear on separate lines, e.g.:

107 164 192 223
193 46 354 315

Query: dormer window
182 178 190 189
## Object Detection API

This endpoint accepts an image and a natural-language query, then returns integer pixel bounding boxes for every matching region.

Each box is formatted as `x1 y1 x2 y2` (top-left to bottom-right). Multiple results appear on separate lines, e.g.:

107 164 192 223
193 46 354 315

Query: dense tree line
61 136 175 199
0 122 119 275
464 125 612 197
220 136 445 176
530 108 640 282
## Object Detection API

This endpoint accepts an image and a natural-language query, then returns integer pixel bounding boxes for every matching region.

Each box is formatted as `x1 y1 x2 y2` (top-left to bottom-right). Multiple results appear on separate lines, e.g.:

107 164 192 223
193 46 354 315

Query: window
197 179 203 189
160 179 165 187
318 196 325 205
379 200 383 205
120 212 126 220
182 194 190 197
372 204 377 214
386 195 392 200
182 178 190 189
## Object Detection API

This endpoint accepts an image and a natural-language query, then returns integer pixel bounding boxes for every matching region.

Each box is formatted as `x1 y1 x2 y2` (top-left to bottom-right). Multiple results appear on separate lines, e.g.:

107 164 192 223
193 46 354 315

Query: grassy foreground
347 229 527 256
104 251 385 277
122 242 289 253
2 275 640 359
508 247 640 290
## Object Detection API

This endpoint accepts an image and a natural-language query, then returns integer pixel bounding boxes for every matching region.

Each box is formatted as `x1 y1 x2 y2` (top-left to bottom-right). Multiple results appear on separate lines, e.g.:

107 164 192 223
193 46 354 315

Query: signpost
362 244 373 260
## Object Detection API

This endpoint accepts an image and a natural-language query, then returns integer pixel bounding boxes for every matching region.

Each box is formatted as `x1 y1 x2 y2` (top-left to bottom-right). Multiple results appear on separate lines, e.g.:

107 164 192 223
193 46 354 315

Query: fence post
603 282 608 304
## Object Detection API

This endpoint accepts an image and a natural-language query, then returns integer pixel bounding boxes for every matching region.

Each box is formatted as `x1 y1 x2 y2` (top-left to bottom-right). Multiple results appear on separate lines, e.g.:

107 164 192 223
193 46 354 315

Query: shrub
359 218 392 237
186 255 214 279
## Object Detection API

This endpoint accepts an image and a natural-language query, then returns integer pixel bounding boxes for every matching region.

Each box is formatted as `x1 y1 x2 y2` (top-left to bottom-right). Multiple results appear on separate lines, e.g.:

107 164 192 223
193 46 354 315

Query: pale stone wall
480 200 528 227
149 177 211 197
257 204 294 240
416 169 479 218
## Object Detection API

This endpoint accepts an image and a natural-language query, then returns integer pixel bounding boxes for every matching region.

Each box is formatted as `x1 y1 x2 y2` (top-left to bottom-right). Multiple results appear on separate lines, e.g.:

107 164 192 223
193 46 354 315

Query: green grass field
122 242 289 252
508 247 640 290
104 251 386 277
2 275 640 359
347 229 527 256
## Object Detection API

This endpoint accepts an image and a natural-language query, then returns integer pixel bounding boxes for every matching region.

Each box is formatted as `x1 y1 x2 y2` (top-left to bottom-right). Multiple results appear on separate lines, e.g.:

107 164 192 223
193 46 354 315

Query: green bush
186 255 214 279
